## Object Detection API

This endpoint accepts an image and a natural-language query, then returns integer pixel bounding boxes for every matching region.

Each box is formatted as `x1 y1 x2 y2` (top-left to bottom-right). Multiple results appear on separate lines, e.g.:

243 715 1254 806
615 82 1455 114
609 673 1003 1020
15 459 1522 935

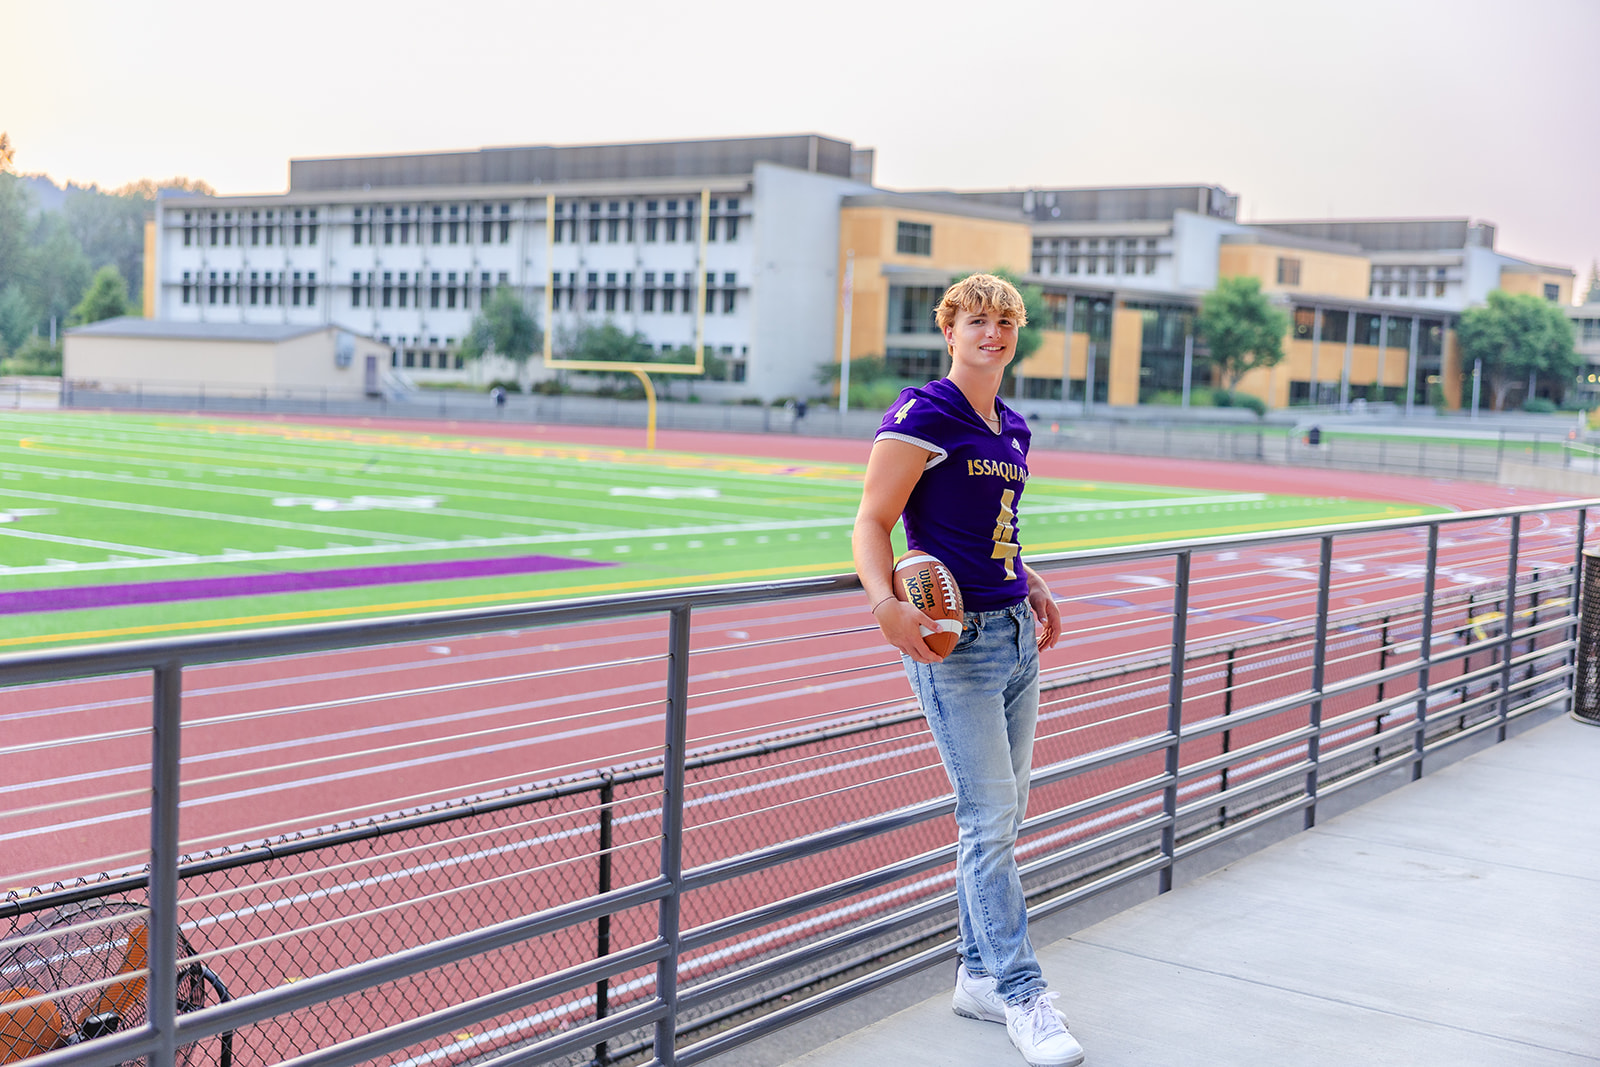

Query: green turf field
0 413 1441 649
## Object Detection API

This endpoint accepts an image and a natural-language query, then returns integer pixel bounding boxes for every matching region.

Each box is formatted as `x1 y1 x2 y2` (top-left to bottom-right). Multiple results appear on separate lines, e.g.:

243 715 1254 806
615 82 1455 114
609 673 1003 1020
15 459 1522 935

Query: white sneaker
952 962 1007 1022
953 964 1069 1027
1005 991 1085 1067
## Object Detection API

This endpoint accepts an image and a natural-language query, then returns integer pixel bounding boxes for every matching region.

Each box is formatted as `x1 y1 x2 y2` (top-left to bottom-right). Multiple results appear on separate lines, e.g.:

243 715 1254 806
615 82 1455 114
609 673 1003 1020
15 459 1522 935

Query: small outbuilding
63 318 393 399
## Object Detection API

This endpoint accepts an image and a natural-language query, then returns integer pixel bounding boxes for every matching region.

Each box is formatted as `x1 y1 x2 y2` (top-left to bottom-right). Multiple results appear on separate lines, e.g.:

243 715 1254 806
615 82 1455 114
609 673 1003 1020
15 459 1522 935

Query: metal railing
1 501 1590 1067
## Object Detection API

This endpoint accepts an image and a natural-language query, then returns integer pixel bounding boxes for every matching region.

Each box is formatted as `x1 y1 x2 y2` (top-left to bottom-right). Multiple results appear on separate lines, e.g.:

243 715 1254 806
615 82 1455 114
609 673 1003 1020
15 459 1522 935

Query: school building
140 133 1577 411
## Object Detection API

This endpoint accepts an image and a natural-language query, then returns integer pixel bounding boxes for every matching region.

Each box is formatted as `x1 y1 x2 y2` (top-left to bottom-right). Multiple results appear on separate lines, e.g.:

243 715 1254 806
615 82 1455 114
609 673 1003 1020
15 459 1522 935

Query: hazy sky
4 0 1596 288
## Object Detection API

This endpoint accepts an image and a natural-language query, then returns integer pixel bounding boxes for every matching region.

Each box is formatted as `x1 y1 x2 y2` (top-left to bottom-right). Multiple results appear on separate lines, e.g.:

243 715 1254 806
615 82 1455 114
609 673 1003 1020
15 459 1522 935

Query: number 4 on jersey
991 488 1019 579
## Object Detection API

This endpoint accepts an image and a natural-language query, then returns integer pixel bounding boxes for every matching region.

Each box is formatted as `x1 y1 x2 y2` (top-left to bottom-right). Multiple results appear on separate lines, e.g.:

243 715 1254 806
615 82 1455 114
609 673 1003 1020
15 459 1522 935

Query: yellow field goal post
541 190 712 448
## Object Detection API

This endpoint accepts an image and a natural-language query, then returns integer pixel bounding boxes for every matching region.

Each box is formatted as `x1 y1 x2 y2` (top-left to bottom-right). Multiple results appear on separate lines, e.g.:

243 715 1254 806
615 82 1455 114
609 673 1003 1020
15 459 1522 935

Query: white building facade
153 135 874 402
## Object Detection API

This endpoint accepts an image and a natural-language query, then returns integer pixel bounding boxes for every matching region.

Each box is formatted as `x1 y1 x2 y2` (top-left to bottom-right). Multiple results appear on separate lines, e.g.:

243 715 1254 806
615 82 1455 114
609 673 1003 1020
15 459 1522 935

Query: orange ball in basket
893 552 965 657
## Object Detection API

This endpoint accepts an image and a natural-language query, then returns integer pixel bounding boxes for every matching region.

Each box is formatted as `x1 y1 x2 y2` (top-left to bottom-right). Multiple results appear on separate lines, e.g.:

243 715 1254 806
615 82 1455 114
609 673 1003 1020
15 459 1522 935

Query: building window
1085 239 1099 275
588 202 601 243
643 272 656 312
1354 313 1383 346
1544 282 1560 302
1145 239 1159 274
891 286 942 334
351 272 362 308
1435 267 1447 297
662 272 676 313
605 271 618 312
896 221 932 256
382 272 393 308
433 205 445 244
384 207 395 245
886 347 945 381
645 201 659 242
448 205 460 245
447 271 459 309
664 200 678 243
262 271 274 305
722 272 737 313
264 211 275 246
1277 257 1301 286
585 271 598 312
1292 306 1316 340
181 271 191 304
500 203 512 244
725 198 740 242
1124 239 1139 274
306 271 317 307
308 209 319 245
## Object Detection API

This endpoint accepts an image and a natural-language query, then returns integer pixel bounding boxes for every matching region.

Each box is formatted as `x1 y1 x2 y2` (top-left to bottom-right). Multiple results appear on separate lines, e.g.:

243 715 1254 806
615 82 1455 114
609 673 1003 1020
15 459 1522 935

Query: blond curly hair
934 273 1028 332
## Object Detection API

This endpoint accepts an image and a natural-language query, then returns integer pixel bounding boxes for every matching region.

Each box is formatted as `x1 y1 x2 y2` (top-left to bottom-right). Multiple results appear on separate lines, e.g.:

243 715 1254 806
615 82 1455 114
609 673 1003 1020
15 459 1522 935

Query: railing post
150 660 184 1067
1572 507 1588 682
1374 615 1390 765
1414 525 1440 779
595 775 615 1066
1218 646 1235 828
1159 551 1191 894
655 604 692 1064
1527 568 1541 682
1498 515 1522 741
1305 537 1333 829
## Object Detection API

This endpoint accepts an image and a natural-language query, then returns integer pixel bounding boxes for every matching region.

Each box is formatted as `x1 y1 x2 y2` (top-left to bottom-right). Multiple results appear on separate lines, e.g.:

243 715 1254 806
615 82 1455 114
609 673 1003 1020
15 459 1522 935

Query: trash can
1306 425 1322 446
1575 548 1600 726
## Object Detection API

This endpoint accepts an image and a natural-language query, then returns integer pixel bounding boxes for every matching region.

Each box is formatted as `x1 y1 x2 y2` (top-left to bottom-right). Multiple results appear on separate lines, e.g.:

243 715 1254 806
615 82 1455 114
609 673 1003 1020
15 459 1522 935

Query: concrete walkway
785 715 1600 1067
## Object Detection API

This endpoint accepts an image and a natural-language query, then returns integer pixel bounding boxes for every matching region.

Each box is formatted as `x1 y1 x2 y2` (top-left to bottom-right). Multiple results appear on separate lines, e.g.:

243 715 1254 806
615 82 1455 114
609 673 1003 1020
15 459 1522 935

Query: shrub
1522 397 1557 414
0 337 62 376
486 379 523 394
1212 389 1265 417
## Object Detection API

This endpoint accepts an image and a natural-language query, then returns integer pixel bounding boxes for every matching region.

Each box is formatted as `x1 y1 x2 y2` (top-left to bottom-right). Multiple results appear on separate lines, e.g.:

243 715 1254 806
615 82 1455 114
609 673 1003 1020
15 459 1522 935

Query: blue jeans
902 600 1045 1005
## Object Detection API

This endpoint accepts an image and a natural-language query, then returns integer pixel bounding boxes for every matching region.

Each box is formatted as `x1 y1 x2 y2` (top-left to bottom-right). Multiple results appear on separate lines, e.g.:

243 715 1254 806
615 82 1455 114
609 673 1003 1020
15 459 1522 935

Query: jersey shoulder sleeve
875 386 961 468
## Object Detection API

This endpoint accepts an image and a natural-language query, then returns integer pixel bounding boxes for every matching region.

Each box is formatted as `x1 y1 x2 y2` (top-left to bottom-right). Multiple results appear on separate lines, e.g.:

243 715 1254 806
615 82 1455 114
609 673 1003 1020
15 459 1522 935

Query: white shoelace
1022 991 1068 1039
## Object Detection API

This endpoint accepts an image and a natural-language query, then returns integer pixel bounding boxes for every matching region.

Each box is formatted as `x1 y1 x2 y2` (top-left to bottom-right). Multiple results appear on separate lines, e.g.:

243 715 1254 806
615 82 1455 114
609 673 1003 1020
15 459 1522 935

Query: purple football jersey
874 378 1032 611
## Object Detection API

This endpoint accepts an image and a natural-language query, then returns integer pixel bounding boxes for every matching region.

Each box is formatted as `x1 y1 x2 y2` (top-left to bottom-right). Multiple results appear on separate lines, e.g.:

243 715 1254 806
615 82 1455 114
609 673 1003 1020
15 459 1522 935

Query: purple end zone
2 555 611 615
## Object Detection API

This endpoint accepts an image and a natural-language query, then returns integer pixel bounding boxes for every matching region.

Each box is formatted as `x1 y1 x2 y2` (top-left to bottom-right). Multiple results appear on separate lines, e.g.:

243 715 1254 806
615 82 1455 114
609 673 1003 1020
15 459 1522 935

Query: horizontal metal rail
1 498 1588 1067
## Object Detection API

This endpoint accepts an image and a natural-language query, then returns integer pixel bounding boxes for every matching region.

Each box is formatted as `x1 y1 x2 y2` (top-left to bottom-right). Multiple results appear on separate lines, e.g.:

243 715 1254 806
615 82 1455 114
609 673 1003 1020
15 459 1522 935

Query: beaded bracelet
870 595 896 615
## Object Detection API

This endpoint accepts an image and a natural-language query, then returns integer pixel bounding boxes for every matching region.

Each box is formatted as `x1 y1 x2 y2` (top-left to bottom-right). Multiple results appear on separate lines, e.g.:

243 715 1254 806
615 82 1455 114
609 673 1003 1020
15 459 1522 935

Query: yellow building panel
1108 308 1143 406
1017 329 1067 379
1441 329 1463 410
142 219 156 318
1068 332 1088 379
834 205 1032 375
1219 242 1371 301
1232 363 1285 408
1498 270 1572 305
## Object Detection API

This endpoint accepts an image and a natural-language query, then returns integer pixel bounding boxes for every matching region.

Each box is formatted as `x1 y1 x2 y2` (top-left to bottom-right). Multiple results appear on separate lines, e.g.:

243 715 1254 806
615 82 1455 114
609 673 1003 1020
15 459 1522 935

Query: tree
989 268 1049 364
460 287 542 381
1457 289 1579 410
0 285 34 355
1587 259 1600 305
67 264 132 325
1196 276 1290 393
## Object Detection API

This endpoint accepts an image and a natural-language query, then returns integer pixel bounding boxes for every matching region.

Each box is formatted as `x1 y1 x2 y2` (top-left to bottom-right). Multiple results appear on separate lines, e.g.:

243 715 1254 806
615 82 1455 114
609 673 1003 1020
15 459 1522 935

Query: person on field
852 273 1084 1067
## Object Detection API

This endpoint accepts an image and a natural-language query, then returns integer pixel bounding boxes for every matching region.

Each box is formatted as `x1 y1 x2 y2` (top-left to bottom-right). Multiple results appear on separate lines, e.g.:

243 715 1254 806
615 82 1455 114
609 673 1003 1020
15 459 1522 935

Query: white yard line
0 527 193 558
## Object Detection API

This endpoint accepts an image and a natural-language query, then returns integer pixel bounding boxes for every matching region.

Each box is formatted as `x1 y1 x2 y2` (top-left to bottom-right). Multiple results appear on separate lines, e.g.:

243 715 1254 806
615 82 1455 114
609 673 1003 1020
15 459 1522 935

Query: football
893 552 965 657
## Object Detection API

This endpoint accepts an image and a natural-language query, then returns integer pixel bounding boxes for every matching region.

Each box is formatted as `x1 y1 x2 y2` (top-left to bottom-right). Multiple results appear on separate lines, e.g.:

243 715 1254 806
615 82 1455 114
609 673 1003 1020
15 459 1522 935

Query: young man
852 273 1084 1067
